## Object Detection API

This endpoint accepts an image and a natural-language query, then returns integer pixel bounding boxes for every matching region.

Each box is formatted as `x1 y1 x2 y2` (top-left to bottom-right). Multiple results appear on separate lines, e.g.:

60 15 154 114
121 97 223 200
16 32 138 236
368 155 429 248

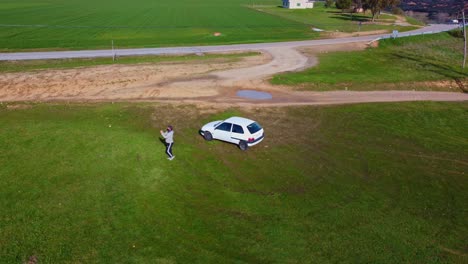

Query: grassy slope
0 102 467 263
254 3 416 33
272 32 468 91
405 15 426 26
0 52 259 73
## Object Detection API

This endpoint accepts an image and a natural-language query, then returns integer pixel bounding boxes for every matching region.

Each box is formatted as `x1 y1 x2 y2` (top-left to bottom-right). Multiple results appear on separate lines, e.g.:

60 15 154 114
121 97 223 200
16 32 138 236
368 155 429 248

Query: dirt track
0 42 467 106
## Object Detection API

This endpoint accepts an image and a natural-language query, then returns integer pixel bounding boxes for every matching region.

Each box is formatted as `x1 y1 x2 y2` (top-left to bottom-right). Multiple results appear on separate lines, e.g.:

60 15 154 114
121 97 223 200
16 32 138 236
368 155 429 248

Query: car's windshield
247 122 262 134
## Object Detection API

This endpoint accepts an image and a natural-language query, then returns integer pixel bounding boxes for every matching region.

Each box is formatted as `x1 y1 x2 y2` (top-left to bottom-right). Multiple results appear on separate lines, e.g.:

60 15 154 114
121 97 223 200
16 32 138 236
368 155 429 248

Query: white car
200 117 264 150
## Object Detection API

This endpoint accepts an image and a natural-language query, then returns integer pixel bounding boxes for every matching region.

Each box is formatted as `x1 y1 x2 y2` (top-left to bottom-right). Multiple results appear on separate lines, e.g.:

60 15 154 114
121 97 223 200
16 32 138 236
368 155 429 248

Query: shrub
336 0 352 11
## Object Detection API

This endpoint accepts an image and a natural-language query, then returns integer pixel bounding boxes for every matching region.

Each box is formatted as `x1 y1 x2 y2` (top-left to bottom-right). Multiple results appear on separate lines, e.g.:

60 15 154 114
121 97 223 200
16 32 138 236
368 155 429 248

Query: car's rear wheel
239 140 248 151
203 131 213 141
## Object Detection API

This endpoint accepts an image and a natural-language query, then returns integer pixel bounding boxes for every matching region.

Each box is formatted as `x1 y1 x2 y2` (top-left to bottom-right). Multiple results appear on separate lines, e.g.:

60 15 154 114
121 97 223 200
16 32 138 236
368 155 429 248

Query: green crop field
0 0 415 51
272 31 468 92
1 102 467 263
0 0 314 51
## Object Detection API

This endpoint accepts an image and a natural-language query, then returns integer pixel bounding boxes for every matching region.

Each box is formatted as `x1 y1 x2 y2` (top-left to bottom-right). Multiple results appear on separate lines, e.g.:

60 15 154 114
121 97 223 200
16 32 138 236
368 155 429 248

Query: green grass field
1 102 467 263
272 31 468 91
254 3 416 33
0 0 416 51
0 0 313 51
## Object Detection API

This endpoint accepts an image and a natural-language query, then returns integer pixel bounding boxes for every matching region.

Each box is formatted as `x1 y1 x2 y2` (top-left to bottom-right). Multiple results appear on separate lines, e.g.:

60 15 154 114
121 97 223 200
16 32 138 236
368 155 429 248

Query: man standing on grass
160 125 175 160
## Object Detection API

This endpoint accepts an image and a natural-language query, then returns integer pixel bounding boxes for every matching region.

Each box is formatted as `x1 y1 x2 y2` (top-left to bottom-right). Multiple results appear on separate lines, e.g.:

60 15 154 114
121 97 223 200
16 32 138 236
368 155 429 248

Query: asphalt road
0 24 458 61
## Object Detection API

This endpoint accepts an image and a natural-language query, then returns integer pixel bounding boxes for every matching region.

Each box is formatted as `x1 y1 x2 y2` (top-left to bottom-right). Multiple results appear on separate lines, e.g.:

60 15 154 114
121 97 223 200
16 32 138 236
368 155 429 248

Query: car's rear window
247 122 262 134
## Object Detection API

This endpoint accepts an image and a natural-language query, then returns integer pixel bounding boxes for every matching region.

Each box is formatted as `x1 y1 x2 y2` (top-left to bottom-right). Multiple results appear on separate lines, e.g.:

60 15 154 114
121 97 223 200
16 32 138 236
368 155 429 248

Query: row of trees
325 0 400 21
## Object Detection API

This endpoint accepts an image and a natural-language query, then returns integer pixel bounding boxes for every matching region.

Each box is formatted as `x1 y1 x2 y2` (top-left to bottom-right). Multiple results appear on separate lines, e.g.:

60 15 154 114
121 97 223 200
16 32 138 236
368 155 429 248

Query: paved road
0 24 457 61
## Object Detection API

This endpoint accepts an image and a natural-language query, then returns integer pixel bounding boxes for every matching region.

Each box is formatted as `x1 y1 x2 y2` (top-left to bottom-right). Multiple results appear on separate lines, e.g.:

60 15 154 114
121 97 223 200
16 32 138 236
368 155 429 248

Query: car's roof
224 116 256 126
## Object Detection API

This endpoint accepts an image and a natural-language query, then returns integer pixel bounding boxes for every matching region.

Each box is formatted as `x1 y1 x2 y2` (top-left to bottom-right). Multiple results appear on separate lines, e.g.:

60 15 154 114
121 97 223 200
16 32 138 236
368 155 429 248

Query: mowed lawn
0 102 467 263
0 0 315 51
272 31 468 92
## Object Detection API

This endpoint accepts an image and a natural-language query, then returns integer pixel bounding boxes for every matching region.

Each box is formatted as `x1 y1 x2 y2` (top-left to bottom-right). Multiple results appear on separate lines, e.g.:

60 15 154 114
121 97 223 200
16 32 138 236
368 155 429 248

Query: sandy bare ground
0 54 270 101
0 43 467 106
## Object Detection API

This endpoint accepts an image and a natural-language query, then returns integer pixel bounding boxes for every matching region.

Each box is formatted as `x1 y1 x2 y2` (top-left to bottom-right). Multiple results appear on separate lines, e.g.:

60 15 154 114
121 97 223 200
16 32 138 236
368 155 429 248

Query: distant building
282 0 314 9
353 7 364 13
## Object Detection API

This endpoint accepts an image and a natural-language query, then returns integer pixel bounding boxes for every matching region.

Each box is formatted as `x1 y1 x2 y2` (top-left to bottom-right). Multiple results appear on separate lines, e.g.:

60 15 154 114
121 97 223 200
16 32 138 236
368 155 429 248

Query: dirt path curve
0 37 467 106
1 46 467 105
214 47 311 82
1 47 466 106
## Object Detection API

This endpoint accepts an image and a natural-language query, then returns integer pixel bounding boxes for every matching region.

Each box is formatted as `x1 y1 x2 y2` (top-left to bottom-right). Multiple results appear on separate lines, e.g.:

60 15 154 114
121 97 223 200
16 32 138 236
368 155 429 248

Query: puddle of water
236 90 272 100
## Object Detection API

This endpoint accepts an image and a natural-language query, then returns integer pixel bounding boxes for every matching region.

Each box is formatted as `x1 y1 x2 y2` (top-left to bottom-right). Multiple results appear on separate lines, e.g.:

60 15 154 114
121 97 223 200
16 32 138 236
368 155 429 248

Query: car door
230 124 245 144
213 122 232 142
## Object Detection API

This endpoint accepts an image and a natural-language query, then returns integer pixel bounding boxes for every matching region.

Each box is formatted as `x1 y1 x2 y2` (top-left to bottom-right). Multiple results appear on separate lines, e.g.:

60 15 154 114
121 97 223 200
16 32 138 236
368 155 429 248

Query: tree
362 0 399 21
361 0 370 14
325 0 334 8
462 10 466 69
384 0 401 16
352 0 363 11
336 0 352 12
364 0 381 21
392 7 404 16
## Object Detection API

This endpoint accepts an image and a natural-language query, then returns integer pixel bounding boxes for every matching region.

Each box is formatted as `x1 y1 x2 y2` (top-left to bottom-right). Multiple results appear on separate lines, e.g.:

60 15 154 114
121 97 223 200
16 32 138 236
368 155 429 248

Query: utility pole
463 10 466 69
112 40 116 62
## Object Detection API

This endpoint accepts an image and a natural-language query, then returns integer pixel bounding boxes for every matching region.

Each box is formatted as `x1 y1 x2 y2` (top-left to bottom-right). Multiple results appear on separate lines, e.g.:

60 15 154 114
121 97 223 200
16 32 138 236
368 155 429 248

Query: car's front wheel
203 131 213 141
238 141 248 151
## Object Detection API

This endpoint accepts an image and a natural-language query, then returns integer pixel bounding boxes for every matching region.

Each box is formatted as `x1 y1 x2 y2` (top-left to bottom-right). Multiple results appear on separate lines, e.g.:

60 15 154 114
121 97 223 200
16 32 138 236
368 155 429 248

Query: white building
282 0 314 9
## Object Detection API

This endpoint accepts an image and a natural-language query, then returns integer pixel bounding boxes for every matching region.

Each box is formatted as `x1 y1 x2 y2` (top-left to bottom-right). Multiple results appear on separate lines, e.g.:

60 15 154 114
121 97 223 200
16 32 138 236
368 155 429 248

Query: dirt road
0 42 467 106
